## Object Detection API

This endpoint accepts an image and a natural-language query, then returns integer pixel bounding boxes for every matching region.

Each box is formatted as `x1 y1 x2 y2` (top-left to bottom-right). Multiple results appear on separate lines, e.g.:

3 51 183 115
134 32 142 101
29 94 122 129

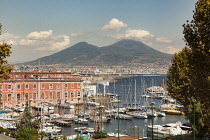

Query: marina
0 75 190 139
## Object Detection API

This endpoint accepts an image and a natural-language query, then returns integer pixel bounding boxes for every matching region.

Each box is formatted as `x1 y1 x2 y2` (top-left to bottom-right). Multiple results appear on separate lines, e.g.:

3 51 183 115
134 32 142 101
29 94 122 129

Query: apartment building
0 71 83 107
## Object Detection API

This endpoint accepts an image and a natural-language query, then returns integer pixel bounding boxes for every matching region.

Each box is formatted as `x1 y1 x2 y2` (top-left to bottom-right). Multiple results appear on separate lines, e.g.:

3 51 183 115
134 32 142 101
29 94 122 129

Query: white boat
115 114 133 120
39 126 62 133
61 114 76 120
147 121 189 137
74 126 87 132
157 112 166 117
60 104 75 109
50 113 61 119
132 112 148 119
74 118 89 125
87 101 100 106
48 106 54 110
15 106 25 112
107 132 128 137
89 116 111 123
49 132 63 139
0 121 17 130
86 127 95 133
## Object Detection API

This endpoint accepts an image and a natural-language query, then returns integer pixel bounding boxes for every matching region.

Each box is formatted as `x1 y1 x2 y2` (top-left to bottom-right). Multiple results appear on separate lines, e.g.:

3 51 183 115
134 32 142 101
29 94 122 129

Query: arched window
41 92 44 99
57 92 60 99
71 91 74 98
65 91 68 98
17 93 20 101
25 93 28 100
77 91 81 97
33 93 36 100
49 92 53 99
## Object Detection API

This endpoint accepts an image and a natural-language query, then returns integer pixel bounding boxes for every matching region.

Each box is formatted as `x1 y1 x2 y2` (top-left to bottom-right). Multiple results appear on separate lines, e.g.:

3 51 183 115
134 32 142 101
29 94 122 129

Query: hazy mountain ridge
21 40 172 66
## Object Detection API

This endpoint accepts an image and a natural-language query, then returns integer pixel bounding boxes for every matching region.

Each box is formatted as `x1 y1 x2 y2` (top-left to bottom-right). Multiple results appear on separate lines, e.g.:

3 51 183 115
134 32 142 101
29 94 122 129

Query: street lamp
135 126 139 139
28 99 32 140
77 97 81 137
99 105 104 140
150 102 155 140
117 95 120 140
193 99 197 140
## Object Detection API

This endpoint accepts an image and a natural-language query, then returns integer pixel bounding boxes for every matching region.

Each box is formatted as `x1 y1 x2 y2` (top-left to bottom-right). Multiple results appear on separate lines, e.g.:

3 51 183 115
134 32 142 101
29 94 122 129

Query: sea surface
34 75 188 137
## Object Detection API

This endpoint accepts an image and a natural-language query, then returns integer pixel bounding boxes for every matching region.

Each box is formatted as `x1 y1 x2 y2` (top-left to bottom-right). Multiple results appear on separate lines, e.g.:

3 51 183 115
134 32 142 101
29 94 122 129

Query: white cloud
102 18 128 31
71 31 84 37
0 33 20 45
156 37 172 43
109 29 154 45
159 46 181 54
18 30 70 51
26 30 53 40
49 35 70 51
0 33 20 40
19 39 37 46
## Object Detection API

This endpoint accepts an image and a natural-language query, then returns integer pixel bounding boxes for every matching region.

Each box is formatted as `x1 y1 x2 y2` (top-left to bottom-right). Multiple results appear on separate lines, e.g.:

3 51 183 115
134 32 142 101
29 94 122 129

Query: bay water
35 75 188 137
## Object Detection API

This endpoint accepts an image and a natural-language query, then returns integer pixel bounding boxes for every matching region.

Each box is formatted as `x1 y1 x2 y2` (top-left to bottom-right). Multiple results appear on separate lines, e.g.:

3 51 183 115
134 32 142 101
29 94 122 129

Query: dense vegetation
0 24 13 83
167 0 210 138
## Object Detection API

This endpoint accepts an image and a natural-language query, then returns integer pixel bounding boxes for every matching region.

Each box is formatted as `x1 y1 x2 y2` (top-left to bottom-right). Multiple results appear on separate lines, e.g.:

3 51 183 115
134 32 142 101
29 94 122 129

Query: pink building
0 71 83 107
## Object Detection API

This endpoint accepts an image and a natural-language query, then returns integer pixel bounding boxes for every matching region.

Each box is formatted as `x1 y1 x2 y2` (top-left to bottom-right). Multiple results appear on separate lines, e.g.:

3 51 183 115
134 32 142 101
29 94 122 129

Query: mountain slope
22 40 172 66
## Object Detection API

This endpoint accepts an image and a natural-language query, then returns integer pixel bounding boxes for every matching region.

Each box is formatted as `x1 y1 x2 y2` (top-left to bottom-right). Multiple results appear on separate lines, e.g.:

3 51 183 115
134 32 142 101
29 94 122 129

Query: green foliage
92 131 109 139
10 130 17 138
0 127 5 133
0 24 13 82
74 135 84 140
167 0 210 137
4 129 11 136
16 126 39 140
17 101 41 130
16 101 41 139
39 131 48 140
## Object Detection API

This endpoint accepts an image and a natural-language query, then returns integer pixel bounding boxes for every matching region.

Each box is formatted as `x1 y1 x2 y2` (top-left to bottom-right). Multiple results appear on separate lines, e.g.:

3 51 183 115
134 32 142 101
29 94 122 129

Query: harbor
0 75 193 139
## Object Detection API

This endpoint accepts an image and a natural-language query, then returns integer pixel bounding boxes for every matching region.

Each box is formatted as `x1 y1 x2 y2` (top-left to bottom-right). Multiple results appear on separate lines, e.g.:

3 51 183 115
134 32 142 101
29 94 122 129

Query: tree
0 24 13 82
16 126 39 140
17 101 41 139
167 0 210 137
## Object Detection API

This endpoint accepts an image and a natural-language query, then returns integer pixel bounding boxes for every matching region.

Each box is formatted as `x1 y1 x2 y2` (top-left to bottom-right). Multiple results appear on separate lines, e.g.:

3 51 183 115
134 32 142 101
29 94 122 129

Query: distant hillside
21 40 172 66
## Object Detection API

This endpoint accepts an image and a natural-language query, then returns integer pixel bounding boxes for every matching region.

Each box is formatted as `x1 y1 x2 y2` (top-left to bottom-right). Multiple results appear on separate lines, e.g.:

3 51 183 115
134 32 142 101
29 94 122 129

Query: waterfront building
0 71 83 108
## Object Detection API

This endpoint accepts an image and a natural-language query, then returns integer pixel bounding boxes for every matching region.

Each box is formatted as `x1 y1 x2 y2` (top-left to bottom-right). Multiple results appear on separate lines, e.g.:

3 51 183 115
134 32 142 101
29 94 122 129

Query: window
65 84 68 88
49 84 53 89
57 92 60 99
8 85 12 90
33 93 36 99
8 94 11 97
57 84 60 89
41 84 45 89
25 84 29 89
17 93 20 101
41 92 44 99
49 92 53 99
17 85 20 89
65 92 68 98
25 93 28 100
33 84 37 89
77 91 81 97
78 83 81 88
71 91 74 98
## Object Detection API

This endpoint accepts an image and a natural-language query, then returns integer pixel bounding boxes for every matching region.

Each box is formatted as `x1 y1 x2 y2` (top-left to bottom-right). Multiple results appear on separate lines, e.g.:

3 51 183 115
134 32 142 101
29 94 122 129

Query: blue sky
0 0 197 63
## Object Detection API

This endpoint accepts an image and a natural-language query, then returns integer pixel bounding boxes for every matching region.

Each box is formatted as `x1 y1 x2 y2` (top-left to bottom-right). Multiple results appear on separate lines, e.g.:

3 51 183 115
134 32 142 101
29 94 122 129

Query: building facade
0 71 83 107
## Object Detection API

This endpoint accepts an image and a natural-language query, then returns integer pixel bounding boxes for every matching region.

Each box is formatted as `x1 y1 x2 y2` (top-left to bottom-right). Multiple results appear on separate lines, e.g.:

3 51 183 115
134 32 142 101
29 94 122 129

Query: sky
0 0 197 63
